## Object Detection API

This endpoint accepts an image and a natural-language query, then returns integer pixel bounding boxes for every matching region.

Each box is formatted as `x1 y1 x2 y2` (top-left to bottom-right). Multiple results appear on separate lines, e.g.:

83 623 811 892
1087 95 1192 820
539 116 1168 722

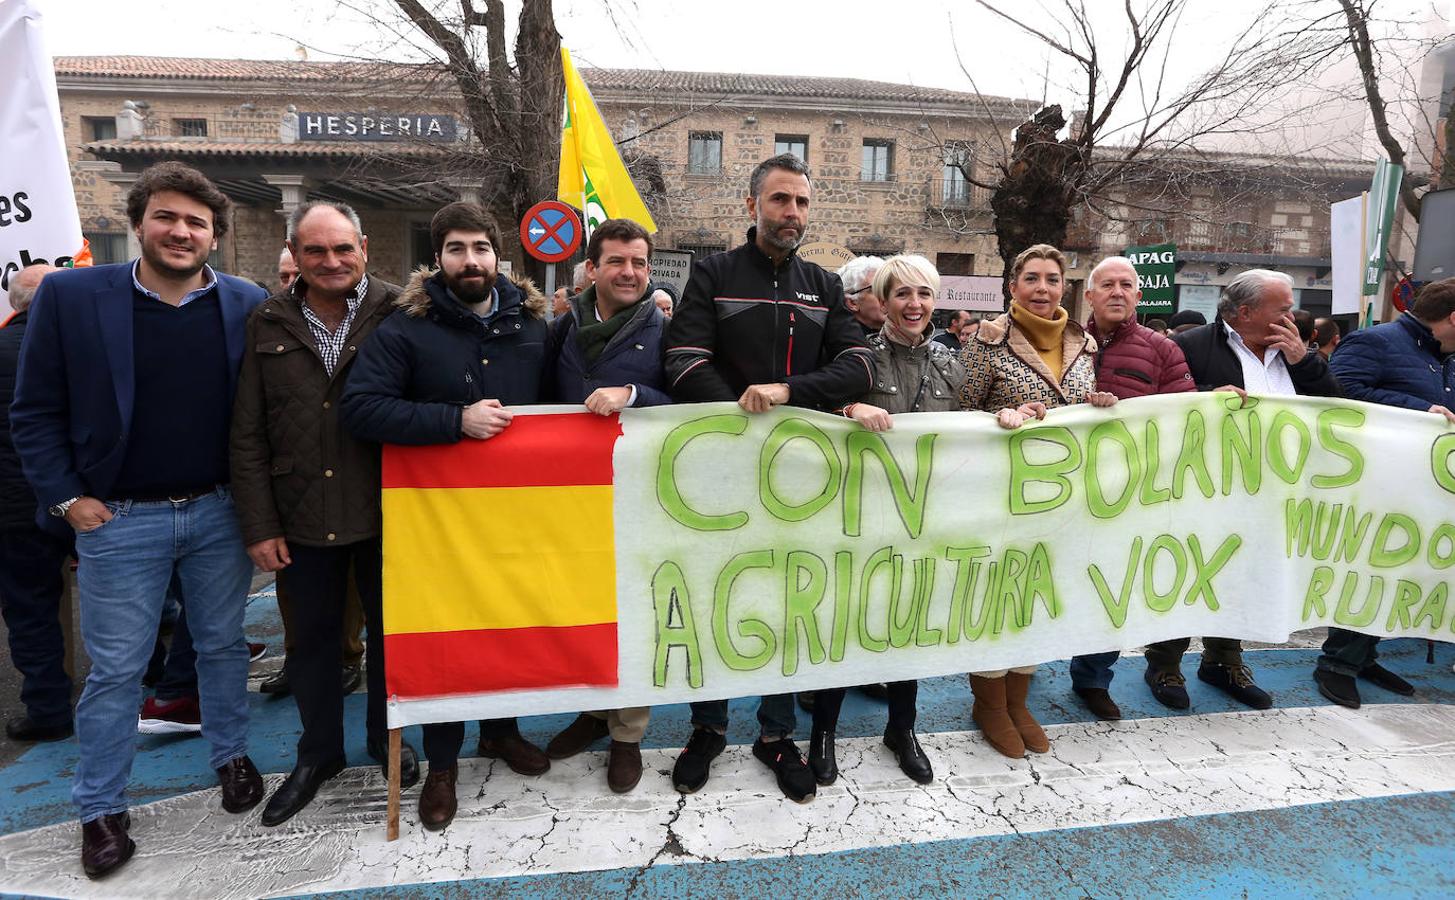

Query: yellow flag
557 47 657 234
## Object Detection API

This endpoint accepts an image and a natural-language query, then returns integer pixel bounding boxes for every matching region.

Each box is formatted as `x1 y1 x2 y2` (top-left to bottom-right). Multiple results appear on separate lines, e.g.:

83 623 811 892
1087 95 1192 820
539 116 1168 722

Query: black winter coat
0 311 37 530
342 269 548 446
1172 317 1341 398
664 228 874 410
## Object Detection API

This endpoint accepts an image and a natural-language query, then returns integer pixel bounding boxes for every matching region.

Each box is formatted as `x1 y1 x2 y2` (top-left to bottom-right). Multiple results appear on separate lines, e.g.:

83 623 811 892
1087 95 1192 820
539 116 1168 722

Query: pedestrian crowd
2 154 1452 879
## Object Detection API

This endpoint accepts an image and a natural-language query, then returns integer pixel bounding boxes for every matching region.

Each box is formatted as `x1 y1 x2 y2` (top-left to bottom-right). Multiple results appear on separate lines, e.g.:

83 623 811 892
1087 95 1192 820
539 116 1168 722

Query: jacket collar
1086 314 1137 348
1396 312 1444 358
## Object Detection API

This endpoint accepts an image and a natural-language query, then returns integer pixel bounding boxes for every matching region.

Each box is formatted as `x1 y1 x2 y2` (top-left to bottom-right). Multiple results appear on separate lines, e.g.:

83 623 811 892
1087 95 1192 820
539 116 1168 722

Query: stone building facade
54 56 1378 320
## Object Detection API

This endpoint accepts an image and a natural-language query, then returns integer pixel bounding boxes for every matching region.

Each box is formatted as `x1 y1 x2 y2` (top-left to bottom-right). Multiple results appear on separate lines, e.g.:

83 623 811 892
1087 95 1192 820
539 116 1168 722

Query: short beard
445 269 494 304
759 220 803 253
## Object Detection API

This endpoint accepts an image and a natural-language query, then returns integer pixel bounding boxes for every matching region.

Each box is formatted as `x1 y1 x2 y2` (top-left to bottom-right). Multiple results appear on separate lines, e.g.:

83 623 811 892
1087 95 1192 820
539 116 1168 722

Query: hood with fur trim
395 265 547 320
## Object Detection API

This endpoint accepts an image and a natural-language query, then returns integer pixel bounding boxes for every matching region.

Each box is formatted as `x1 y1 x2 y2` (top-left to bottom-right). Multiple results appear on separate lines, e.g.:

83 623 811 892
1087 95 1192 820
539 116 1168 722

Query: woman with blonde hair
808 253 966 787
958 243 1116 759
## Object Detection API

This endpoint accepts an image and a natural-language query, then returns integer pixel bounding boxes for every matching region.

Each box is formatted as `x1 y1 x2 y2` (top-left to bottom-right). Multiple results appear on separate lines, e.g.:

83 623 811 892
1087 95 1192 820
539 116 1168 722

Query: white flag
0 0 83 292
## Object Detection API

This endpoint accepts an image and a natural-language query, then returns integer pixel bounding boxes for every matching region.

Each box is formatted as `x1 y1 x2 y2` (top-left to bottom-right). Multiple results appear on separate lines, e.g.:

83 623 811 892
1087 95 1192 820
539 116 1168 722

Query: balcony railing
925 174 991 210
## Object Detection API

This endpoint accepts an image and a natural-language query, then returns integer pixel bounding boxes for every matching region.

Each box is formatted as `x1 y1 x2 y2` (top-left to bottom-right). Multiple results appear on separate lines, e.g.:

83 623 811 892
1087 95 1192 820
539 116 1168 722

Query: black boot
808 728 837 785
883 727 934 784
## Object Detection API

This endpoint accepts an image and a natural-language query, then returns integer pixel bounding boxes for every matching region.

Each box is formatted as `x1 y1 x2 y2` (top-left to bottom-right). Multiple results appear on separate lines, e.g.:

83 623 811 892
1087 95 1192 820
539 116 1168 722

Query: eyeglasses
846 285 871 296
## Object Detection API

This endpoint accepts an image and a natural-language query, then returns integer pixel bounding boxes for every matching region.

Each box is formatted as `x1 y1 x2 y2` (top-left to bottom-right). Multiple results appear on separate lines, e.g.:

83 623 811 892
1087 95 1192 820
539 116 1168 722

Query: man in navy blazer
11 162 267 879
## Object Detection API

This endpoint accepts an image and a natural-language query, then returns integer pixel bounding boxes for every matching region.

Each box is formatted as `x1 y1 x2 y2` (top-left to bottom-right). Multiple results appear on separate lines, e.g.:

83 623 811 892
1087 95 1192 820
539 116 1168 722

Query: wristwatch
48 496 82 518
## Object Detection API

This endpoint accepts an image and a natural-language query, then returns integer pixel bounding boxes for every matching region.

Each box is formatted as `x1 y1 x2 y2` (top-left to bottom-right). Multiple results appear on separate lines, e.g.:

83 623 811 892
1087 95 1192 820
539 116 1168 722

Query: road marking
2 703 1452 899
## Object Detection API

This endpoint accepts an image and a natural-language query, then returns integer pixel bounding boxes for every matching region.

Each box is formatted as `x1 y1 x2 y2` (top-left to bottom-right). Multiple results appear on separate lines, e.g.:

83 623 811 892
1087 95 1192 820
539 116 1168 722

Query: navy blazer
10 263 265 533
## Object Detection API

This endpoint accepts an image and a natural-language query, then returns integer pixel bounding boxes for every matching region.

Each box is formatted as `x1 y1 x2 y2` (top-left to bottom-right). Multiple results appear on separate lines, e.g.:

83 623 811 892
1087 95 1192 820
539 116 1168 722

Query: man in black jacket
1145 269 1340 712
342 201 550 832
0 263 73 743
664 153 874 804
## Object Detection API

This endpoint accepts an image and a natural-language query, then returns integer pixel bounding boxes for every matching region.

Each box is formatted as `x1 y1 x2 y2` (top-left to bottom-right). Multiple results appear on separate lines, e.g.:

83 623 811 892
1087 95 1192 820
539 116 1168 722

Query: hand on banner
1016 401 1048 421
65 497 111 532
739 383 790 413
1269 315 1308 365
584 387 632 416
1086 392 1118 408
996 406 1031 429
462 399 513 439
1214 384 1250 407
1429 405 1455 425
849 402 893 432
247 538 292 572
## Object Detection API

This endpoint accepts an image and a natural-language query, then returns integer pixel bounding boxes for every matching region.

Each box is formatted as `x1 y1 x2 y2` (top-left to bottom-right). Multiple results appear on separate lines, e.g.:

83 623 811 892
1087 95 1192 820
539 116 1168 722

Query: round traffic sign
1392 276 1416 313
520 201 582 264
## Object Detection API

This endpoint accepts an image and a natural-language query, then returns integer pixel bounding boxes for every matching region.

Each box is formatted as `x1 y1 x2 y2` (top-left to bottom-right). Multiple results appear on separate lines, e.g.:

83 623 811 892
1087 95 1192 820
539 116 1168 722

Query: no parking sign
520 201 582 264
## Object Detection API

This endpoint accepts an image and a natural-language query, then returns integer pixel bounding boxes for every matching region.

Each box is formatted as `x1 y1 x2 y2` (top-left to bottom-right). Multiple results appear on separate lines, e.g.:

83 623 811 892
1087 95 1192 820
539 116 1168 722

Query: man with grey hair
0 264 75 745
232 199 418 825
1151 268 1339 711
840 255 886 337
278 247 299 291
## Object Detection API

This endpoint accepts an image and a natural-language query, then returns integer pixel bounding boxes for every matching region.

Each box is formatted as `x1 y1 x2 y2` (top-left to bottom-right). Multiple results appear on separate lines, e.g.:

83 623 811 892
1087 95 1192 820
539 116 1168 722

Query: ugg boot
969 674 1024 758
1005 671 1050 753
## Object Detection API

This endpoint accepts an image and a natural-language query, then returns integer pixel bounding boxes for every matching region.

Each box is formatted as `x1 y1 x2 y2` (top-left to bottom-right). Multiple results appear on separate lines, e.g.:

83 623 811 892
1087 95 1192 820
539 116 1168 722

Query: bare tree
949 0 1325 291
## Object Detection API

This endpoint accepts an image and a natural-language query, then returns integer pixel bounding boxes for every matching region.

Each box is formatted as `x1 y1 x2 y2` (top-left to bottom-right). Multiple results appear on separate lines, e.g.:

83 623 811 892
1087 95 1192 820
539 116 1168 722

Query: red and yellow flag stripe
381 412 622 699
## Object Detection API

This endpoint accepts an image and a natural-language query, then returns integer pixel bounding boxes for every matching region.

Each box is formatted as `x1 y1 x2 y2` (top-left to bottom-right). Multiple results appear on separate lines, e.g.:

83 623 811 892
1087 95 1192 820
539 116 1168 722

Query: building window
861 140 894 182
937 252 975 276
774 134 808 161
688 132 722 175
942 142 972 205
675 243 726 259
85 233 127 264
174 118 208 137
82 116 116 141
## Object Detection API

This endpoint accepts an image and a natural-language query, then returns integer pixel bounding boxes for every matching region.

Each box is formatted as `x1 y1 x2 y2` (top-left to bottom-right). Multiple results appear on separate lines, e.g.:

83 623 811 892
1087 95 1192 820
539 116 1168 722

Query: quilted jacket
230 276 399 548
1328 313 1455 410
1088 316 1195 400
958 311 1098 412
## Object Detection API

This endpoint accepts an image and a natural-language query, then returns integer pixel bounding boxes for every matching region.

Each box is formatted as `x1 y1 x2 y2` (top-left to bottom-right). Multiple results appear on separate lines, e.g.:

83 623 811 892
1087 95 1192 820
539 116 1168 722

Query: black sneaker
1144 668 1190 710
752 738 816 803
1198 662 1272 710
672 728 726 794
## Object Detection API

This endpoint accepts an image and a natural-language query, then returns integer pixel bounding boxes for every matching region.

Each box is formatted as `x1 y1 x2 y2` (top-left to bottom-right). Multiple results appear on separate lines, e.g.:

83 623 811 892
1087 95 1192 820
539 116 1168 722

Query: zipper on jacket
771 276 781 379
786 309 796 376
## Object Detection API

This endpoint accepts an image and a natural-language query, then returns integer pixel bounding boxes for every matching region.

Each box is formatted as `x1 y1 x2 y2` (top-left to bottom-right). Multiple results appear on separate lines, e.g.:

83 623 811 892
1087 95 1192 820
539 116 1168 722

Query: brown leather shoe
479 732 550 776
418 764 458 831
217 755 265 813
546 714 610 760
81 812 134 879
607 740 643 794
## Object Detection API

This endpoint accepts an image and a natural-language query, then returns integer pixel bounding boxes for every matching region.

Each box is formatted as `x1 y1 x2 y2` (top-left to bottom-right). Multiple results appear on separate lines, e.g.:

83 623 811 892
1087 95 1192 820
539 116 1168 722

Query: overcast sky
41 0 1454 159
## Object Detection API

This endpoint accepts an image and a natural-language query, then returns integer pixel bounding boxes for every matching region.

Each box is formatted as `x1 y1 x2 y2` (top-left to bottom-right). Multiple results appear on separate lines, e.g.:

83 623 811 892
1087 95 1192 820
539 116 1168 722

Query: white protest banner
0 0 83 292
381 395 1455 728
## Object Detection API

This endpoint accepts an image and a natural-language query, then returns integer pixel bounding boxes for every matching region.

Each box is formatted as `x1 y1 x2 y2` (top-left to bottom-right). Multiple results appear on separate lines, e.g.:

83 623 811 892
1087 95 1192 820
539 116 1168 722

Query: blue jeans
71 489 252 822
1069 651 1120 690
690 694 796 740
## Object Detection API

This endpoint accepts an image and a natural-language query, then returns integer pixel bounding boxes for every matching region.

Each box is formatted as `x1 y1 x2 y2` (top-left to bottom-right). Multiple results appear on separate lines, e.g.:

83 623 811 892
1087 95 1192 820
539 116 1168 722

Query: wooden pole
386 727 401 841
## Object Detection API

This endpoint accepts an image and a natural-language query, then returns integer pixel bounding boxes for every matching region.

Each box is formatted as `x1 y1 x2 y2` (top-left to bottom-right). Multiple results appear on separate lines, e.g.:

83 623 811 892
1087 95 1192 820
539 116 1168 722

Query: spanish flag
381 412 623 699
557 47 657 235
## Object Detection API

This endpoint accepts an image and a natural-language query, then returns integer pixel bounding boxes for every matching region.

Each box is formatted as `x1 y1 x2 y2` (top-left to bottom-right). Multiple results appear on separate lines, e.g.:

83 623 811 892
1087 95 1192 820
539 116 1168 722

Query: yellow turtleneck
1009 302 1069 379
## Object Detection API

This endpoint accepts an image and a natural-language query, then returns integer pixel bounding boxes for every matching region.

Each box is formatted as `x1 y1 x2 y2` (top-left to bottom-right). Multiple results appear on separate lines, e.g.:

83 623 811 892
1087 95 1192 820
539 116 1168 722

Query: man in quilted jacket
1072 257 1195 720
231 200 418 827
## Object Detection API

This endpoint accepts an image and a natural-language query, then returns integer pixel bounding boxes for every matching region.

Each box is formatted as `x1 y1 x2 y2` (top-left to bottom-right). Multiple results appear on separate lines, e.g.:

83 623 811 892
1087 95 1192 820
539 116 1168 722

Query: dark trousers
0 527 74 725
276 539 386 767
422 718 518 770
1069 651 1120 690
812 681 918 733
1317 628 1380 677
690 694 795 739
1145 637 1244 672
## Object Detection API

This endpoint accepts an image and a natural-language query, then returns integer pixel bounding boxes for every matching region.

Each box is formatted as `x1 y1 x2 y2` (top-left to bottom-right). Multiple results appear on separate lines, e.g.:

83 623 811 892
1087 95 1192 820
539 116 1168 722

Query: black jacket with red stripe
664 229 874 409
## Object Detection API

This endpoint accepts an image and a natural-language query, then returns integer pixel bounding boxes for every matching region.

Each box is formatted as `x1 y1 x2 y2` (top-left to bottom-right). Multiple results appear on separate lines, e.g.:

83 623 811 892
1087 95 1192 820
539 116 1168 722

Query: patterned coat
957 311 1098 412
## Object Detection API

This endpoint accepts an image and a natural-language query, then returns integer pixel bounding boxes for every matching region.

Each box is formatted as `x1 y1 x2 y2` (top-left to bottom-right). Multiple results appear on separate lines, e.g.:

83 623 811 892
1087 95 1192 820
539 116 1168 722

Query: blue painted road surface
1 586 1453 898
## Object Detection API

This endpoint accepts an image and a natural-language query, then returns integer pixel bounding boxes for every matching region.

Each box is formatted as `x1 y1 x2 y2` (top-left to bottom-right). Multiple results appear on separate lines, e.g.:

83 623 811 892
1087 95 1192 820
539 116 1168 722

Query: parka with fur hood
342 268 547 446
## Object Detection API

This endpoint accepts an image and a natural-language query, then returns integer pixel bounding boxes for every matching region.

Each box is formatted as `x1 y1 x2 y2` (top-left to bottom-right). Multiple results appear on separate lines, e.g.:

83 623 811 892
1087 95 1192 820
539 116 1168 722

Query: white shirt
1222 321 1297 397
